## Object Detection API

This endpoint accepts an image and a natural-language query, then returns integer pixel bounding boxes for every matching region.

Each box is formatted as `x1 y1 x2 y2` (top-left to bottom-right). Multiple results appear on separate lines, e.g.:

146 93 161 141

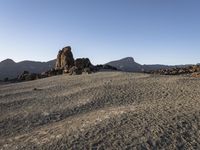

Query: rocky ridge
16 46 117 82
149 65 200 77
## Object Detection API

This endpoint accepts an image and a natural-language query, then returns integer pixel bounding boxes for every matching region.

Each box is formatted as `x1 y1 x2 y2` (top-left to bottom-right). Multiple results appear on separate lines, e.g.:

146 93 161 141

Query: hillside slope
1 72 200 149
0 59 56 80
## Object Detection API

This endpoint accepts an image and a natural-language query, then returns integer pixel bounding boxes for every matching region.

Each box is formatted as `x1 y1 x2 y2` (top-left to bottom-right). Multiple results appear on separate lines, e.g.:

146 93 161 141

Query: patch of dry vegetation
0 72 200 149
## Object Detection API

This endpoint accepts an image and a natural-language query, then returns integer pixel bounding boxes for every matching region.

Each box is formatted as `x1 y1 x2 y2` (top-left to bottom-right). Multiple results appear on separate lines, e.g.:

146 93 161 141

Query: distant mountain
106 57 191 72
0 59 56 80
0 57 196 80
106 57 143 72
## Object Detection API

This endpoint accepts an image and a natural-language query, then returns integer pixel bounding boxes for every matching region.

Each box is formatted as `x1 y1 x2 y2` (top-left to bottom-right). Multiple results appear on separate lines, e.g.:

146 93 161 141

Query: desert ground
0 72 200 149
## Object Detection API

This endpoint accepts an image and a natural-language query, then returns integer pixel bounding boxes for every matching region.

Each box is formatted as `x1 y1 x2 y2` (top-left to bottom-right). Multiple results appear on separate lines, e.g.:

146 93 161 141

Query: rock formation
55 46 96 75
55 46 74 70
18 71 38 81
69 66 82 75
150 65 200 77
75 58 92 70
4 46 119 83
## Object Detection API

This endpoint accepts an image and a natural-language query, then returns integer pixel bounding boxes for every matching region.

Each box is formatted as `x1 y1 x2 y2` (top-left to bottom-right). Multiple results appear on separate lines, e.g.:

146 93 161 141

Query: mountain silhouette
0 59 56 80
106 57 143 72
0 57 194 80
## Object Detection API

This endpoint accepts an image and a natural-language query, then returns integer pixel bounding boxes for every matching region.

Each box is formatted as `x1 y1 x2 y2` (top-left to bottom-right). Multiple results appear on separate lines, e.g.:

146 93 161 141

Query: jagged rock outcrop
3 46 120 83
55 46 74 70
75 58 92 70
95 65 118 71
18 71 29 81
18 71 38 81
150 65 200 77
55 47 96 75
67 58 93 75
69 66 82 75
41 68 63 77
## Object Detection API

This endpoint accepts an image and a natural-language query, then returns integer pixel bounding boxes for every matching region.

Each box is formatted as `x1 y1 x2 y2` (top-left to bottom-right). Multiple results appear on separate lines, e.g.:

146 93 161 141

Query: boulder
18 71 30 81
151 65 200 76
94 65 118 71
75 58 92 70
55 46 74 70
24 73 38 81
18 71 38 81
191 72 200 78
69 66 82 75
41 68 63 77
83 67 92 74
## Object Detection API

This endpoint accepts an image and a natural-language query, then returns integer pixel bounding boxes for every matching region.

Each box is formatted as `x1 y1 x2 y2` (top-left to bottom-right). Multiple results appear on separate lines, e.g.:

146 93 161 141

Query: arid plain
1 72 200 149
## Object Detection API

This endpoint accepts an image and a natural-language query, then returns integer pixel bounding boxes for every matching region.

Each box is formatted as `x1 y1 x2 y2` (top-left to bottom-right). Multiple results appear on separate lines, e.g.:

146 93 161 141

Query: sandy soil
0 72 200 150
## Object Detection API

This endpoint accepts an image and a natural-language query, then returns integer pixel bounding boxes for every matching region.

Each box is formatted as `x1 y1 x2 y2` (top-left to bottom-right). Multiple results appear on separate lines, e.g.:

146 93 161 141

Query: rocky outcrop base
149 65 200 77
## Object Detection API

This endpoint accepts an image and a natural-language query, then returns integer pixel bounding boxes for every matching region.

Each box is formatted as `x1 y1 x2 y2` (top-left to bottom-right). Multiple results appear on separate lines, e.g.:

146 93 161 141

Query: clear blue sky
0 0 200 65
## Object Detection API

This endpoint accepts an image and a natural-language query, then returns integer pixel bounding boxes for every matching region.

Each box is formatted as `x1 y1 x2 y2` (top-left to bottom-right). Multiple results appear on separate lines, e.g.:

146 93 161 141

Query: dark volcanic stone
69 66 82 75
55 46 74 70
75 58 92 70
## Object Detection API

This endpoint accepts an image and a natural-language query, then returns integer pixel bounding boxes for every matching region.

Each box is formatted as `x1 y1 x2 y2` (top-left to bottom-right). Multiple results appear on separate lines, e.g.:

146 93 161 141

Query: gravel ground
0 72 200 150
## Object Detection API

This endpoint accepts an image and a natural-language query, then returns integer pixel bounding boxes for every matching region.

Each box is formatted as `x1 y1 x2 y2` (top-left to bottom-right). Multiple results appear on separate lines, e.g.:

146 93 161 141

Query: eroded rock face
55 46 74 70
18 71 38 81
66 58 93 75
75 58 92 70
54 47 97 75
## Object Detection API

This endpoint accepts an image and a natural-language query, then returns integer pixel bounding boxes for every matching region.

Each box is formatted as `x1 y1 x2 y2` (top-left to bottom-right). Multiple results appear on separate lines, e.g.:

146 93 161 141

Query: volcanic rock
41 68 63 77
150 65 200 76
69 66 82 75
55 46 74 70
94 65 118 71
75 58 92 70
18 71 38 81
18 71 30 81
191 72 200 78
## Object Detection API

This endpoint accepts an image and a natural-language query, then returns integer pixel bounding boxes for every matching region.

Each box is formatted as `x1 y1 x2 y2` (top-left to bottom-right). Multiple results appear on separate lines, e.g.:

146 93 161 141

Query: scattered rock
33 88 42 91
42 68 63 77
191 72 200 78
94 65 118 71
83 67 92 74
18 71 30 81
18 71 39 81
150 65 200 76
25 73 38 81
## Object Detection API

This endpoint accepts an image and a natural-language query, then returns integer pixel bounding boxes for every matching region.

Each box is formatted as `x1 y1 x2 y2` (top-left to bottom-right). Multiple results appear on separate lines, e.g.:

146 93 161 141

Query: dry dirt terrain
0 72 200 150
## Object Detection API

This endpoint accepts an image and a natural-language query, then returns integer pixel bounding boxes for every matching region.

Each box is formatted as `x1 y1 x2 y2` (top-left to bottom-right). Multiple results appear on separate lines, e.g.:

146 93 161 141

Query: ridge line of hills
0 59 56 80
0 57 198 80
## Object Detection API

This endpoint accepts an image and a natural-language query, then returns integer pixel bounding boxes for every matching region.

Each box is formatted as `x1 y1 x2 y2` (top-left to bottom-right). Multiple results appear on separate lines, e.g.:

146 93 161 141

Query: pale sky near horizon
0 0 200 65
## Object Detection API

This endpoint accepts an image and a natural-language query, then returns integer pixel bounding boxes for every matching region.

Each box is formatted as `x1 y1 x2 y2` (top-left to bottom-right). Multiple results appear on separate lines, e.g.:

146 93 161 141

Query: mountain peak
120 57 135 62
1 59 15 64
106 57 142 72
